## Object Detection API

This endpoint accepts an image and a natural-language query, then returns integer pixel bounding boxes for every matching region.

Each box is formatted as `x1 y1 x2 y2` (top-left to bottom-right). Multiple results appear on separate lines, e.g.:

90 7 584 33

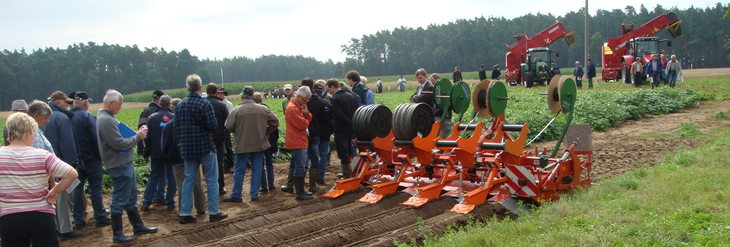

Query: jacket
174 93 218 159
259 103 280 153
645 59 663 75
410 81 435 108
70 106 101 163
162 118 183 165
284 99 312 150
44 103 81 169
491 69 501 80
97 109 141 169
573 66 584 79
352 82 370 105
330 89 359 134
225 99 279 153
306 93 333 140
206 95 230 140
137 101 160 155
144 107 174 159
665 60 682 76
453 70 462 82
587 62 596 78
631 62 642 75
478 68 487 81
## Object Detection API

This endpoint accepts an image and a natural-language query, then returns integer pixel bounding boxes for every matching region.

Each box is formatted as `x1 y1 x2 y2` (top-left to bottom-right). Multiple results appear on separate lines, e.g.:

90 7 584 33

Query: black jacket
492 69 501 80
453 70 463 82
307 93 333 139
70 106 101 163
144 107 174 159
330 89 360 134
478 68 487 81
206 96 230 140
137 101 160 155
259 103 279 153
162 117 183 165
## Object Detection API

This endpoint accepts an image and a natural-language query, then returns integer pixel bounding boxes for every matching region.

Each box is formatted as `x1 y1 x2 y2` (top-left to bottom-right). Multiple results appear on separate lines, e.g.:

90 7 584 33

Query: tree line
340 3 730 76
1 4 727 110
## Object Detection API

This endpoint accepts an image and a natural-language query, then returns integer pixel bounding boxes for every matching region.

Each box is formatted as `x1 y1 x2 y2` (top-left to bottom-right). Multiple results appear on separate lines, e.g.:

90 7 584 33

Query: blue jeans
231 152 264 199
181 151 220 216
143 157 176 208
261 149 274 189
668 71 678 87
308 136 330 180
290 149 309 178
107 162 138 215
73 158 108 225
650 71 661 87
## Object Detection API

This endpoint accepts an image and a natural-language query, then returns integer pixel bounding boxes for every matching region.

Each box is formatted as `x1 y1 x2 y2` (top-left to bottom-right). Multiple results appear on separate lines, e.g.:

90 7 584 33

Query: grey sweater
97 109 141 170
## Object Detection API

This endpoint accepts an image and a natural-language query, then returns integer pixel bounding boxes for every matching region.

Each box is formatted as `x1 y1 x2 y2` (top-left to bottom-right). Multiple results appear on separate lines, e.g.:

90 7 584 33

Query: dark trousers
224 134 235 171
0 211 59 247
73 158 108 225
633 74 642 88
334 132 354 165
214 138 226 190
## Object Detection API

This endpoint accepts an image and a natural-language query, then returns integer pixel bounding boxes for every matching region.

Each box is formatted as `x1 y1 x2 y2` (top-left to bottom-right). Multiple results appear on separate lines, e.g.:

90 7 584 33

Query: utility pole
584 0 589 80
220 68 224 85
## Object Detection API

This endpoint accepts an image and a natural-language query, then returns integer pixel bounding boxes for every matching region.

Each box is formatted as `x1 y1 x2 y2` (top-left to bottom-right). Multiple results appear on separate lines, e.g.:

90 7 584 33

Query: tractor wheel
524 71 536 88
622 61 632 84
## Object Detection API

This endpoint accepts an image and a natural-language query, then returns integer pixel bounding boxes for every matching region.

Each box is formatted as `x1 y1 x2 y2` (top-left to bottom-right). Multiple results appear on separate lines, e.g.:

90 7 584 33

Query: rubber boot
280 169 294 193
126 208 158 235
308 168 318 193
294 177 313 200
341 163 352 179
111 213 134 243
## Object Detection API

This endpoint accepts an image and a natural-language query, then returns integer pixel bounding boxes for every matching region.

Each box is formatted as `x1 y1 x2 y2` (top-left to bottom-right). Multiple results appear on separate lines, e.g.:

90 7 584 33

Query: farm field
0 68 727 246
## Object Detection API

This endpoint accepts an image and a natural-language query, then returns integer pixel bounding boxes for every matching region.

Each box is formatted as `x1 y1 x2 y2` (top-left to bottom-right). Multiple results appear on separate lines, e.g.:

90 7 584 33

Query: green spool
433 78 452 109
450 81 471 115
559 77 577 114
488 81 508 117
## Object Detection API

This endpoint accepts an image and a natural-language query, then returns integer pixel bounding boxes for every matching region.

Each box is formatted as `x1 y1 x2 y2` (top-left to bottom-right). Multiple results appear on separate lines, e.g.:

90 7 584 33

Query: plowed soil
61 98 730 247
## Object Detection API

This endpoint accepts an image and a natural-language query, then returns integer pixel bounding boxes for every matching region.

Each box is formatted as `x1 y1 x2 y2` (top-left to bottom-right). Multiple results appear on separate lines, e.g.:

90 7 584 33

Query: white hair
295 86 312 98
103 89 123 103
316 79 326 88
430 73 441 80
27 101 52 117
360 76 367 85
186 74 202 92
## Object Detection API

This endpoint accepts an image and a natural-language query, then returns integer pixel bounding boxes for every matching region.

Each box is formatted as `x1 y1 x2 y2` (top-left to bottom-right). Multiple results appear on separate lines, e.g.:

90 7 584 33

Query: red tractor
505 21 576 87
601 13 683 83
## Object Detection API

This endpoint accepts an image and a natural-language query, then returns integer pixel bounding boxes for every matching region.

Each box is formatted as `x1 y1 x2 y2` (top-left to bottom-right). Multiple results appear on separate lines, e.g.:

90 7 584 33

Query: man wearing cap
3 99 27 146
205 83 230 195
175 74 228 224
281 84 293 113
223 86 279 202
69 91 112 229
301 78 332 192
216 87 235 173
138 90 166 206
141 95 177 212
44 91 84 240
217 87 234 113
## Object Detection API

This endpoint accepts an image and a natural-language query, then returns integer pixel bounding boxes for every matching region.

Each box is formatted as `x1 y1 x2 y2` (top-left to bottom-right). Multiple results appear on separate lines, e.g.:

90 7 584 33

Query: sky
0 0 721 63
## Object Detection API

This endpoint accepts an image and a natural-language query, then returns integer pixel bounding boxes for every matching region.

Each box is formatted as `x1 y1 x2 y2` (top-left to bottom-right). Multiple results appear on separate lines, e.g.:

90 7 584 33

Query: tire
524 71 536 88
622 61 632 84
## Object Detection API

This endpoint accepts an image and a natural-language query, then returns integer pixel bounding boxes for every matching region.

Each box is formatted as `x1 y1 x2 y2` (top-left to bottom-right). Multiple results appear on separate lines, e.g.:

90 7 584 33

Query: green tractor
521 47 561 87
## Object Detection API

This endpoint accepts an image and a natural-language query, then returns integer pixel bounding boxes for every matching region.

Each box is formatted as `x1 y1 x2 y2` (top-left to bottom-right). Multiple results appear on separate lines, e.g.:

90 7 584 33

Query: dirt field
56 95 730 246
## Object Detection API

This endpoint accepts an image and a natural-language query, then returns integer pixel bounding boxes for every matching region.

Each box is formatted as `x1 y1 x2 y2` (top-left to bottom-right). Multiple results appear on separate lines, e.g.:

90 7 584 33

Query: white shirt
223 98 234 113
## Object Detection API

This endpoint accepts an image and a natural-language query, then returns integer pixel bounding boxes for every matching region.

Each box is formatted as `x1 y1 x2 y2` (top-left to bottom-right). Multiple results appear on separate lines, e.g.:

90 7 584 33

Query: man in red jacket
285 86 314 200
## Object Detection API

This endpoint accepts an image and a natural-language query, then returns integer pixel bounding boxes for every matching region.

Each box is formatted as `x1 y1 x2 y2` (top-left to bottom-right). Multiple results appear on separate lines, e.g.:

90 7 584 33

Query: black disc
367 104 393 138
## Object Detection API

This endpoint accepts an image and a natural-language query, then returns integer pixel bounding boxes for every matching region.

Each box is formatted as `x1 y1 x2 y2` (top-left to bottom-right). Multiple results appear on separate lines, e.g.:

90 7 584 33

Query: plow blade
320 177 362 198
358 181 400 203
399 184 446 207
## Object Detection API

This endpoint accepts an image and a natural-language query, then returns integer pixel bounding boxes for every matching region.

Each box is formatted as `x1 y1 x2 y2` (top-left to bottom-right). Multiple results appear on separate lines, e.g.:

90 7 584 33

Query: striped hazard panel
505 165 538 197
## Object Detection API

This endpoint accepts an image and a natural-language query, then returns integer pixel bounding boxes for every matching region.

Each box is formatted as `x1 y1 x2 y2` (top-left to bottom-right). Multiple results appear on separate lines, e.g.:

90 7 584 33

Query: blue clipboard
117 122 136 155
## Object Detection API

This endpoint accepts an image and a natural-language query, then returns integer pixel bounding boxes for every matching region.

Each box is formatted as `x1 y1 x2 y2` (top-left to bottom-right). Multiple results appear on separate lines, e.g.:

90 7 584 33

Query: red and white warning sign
505 165 538 197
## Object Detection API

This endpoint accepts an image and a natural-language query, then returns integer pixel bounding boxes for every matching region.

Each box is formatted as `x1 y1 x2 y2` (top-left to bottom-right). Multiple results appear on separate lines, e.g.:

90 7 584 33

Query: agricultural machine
601 12 683 83
505 21 576 87
321 76 593 214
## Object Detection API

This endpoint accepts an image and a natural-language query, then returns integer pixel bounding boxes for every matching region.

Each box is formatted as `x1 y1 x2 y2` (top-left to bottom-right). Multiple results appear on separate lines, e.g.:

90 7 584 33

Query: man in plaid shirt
174 74 228 224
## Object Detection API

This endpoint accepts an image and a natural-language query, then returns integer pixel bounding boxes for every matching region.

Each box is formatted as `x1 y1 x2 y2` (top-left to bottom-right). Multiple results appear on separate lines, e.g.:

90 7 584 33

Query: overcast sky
0 0 720 63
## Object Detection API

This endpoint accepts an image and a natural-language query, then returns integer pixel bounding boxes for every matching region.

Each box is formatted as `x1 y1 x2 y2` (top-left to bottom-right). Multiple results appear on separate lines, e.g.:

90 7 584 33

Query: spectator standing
360 76 375 105
281 84 294 112
631 57 643 88
348 70 370 105
28 101 54 154
174 74 228 224
162 98 206 216
96 90 157 243
252 92 279 192
645 55 663 89
376 78 383 93
69 91 111 228
453 67 463 82
44 91 83 240
137 90 163 156
141 95 176 211
665 55 682 88
205 83 230 196
3 99 28 146
223 87 279 202
327 78 359 179
0 112 79 247
285 87 315 200
573 61 584 89
302 78 333 191
397 75 407 92
586 58 596 89
660 54 668 84
314 82 330 102
491 64 501 80
217 87 235 173
410 69 435 109
478 64 487 81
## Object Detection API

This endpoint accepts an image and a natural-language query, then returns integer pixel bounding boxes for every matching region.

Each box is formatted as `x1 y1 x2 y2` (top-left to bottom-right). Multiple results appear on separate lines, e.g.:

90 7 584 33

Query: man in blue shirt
573 61 584 89
174 74 228 224
645 54 663 89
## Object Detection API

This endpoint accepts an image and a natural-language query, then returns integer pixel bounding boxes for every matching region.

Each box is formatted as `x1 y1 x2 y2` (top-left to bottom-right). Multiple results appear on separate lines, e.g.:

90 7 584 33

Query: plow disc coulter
322 76 593 214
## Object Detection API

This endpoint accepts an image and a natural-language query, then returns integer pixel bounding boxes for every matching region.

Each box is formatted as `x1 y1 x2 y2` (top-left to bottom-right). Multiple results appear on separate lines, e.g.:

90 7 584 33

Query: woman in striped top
0 112 78 247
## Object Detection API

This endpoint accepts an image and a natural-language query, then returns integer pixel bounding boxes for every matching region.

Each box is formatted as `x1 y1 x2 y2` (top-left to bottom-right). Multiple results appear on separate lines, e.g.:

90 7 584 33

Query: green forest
0 3 728 110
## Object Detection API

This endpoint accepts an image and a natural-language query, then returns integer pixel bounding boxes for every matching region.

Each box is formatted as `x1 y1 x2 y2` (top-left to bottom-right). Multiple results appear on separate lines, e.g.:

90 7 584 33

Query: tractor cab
521 47 561 87
627 37 671 65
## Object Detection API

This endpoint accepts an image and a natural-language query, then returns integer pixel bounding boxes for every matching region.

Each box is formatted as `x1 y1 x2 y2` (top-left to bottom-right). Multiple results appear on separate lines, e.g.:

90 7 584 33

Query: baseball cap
48 91 73 104
313 84 324 90
11 99 28 112
159 95 171 104
241 86 255 99
152 90 164 98
72 91 92 101
283 84 293 90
